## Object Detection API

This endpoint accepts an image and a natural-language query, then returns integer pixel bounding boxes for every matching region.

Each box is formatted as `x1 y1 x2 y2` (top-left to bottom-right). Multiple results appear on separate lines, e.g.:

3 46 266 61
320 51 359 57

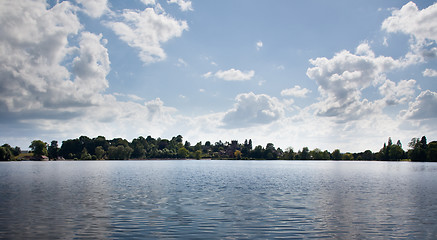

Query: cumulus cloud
222 92 284 128
423 68 437 77
306 43 406 121
73 32 110 95
105 8 188 64
378 79 416 105
167 0 193 11
0 0 83 112
382 2 437 43
400 90 437 119
382 2 437 60
144 97 176 121
303 2 437 125
214 69 255 81
0 0 177 129
75 0 109 18
304 3 437 123
0 0 194 149
281 85 311 98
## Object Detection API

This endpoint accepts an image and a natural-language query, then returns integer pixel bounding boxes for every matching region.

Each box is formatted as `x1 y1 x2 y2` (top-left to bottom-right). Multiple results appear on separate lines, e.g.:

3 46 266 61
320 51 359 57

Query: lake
1 160 437 239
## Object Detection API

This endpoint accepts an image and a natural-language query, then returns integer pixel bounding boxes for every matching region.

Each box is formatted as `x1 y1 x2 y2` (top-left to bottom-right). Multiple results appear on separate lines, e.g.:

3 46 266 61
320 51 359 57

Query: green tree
322 150 331 160
282 147 295 160
264 143 277 160
409 136 427 161
95 146 105 160
0 146 13 161
427 141 437 162
184 141 191 151
342 152 354 160
107 145 133 160
194 142 202 152
2 144 17 158
299 147 310 160
131 141 145 159
13 146 21 156
241 139 252 156
48 140 59 160
29 140 48 158
177 147 189 159
251 145 264 159
1 144 20 157
388 145 404 160
310 148 329 160
194 150 202 160
80 148 92 160
362 150 373 160
332 149 341 160
59 138 82 159
421 136 428 150
382 143 389 160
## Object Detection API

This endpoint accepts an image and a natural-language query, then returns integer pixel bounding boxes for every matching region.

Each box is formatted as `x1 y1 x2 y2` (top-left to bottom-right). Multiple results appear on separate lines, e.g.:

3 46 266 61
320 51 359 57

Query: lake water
1 160 437 239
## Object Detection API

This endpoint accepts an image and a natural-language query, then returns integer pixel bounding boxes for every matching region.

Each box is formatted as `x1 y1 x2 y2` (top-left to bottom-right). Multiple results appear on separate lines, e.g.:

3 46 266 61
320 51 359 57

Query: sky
0 0 436 152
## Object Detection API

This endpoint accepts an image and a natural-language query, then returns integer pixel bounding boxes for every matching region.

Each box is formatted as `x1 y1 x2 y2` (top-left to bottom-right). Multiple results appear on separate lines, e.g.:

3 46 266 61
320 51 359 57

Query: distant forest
1 135 436 162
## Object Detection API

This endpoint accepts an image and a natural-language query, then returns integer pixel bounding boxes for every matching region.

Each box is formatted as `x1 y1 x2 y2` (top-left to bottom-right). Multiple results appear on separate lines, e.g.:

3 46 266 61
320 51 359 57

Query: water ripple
1 160 437 238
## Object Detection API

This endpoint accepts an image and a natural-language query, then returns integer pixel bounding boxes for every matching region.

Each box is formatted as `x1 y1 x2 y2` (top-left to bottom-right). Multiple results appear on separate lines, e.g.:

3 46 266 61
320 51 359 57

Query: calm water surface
1 160 437 239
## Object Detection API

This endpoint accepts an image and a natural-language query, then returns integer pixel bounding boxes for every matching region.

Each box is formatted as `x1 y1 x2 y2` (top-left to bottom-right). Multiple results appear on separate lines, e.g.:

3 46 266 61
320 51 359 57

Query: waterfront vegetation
1 135 436 162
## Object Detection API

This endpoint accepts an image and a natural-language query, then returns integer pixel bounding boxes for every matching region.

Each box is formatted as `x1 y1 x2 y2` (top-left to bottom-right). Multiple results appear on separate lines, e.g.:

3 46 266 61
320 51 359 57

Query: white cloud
382 2 437 43
423 68 437 77
145 98 165 120
222 92 284 128
167 0 193 11
0 0 173 136
72 32 110 95
382 2 437 60
303 3 437 124
141 0 156 5
383 37 389 46
75 0 109 18
0 0 85 112
400 90 437 120
176 58 188 67
29 96 178 143
306 43 406 121
202 72 212 78
214 69 255 81
128 94 144 101
256 41 263 50
281 85 311 98
114 93 144 101
105 8 188 64
378 79 416 105
0 0 81 65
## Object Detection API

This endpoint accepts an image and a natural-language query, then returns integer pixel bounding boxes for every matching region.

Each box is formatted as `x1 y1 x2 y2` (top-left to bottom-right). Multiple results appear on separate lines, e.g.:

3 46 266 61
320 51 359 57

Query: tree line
1 135 436 161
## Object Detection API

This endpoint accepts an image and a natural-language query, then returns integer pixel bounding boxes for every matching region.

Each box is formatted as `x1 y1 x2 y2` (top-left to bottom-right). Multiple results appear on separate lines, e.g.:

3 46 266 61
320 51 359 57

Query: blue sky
1 0 436 152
